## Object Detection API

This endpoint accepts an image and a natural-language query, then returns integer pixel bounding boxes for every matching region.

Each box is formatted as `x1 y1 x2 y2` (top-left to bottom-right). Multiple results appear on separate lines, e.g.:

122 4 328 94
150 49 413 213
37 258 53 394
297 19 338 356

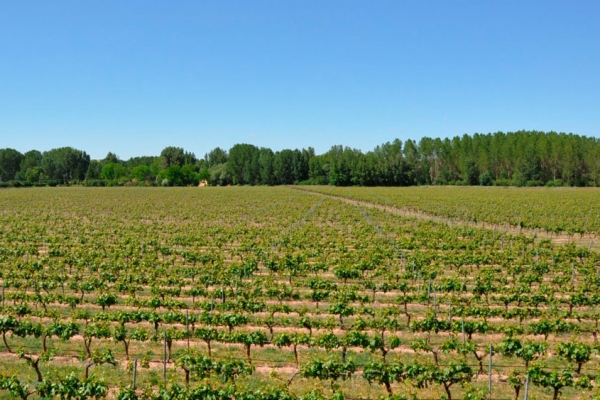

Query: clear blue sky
1 1 599 159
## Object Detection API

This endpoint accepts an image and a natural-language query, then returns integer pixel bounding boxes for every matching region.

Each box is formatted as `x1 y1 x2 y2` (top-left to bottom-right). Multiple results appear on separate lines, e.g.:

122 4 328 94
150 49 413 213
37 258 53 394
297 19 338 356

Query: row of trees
311 131 600 186
1 130 599 187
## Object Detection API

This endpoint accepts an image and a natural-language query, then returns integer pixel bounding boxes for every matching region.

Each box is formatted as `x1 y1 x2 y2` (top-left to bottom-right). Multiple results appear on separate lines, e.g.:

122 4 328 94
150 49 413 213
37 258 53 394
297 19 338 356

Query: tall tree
41 147 90 182
18 150 43 178
0 149 24 182
160 147 196 168
103 152 121 165
227 144 259 185
258 148 274 185
204 147 228 168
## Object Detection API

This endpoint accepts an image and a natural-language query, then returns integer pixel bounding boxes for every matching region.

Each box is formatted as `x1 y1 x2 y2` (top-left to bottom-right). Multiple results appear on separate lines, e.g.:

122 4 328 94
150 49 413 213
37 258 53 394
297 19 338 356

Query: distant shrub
84 179 106 187
545 179 566 187
478 172 494 186
525 180 543 187
494 179 512 187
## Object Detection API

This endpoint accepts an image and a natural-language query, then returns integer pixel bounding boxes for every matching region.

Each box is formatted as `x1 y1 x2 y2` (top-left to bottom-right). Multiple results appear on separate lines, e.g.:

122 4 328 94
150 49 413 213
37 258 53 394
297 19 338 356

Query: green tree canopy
41 147 90 181
0 148 24 182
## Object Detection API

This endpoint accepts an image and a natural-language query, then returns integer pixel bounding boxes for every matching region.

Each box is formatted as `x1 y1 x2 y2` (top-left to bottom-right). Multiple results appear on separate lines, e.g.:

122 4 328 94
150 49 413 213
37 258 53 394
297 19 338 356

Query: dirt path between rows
290 187 599 252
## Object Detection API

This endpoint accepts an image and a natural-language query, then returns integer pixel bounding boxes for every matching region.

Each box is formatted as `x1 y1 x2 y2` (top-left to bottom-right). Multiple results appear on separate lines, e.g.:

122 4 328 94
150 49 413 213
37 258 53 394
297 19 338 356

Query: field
0 186 599 400
297 186 600 238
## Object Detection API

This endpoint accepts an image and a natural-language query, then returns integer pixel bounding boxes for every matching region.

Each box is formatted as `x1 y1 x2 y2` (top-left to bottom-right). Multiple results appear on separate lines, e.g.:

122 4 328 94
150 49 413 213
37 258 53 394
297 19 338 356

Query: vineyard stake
524 373 529 400
163 331 167 384
427 279 431 303
462 319 465 344
186 310 190 350
488 344 493 400
132 358 137 389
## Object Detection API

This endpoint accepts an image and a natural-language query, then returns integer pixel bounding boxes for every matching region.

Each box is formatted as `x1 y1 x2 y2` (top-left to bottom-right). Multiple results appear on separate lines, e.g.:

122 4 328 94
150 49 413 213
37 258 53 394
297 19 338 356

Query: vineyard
297 186 600 240
0 187 599 400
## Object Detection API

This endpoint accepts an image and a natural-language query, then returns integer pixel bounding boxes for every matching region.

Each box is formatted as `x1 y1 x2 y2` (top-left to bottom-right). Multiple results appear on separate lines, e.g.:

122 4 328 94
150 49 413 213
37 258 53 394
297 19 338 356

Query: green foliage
101 163 127 181
0 375 33 400
302 358 356 390
4 130 600 187
529 366 576 400
0 148 24 182
0 186 599 399
362 361 404 395
48 377 105 400
41 147 90 181
557 341 592 373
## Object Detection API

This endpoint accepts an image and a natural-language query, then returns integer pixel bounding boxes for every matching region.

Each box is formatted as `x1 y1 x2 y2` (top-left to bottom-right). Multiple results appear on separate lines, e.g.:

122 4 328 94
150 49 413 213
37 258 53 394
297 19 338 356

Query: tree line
0 130 599 187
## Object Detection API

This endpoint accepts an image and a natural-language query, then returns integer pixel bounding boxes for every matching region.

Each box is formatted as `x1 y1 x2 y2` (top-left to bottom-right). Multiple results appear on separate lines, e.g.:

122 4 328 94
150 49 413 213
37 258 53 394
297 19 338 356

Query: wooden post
132 358 137 389
488 344 493 399
186 310 190 350
524 373 529 400
462 319 465 345
163 331 167 383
